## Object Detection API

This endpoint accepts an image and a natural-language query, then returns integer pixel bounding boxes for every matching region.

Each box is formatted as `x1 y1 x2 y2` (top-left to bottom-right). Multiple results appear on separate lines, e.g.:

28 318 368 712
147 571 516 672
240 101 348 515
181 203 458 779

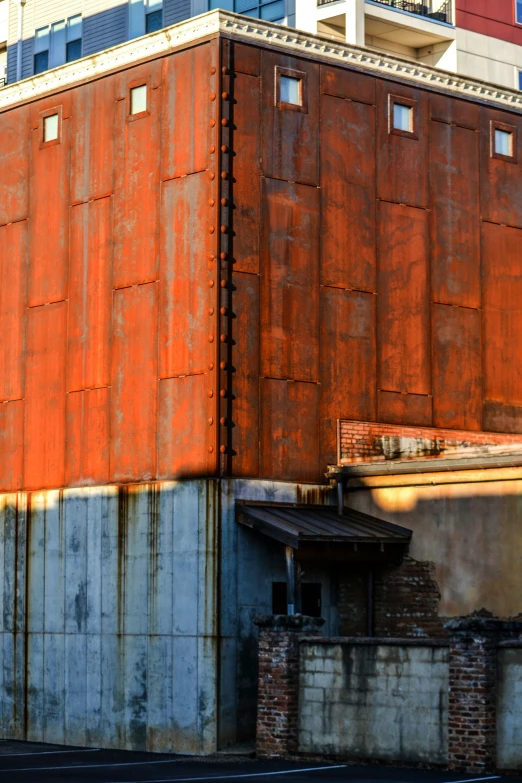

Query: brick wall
339 420 522 464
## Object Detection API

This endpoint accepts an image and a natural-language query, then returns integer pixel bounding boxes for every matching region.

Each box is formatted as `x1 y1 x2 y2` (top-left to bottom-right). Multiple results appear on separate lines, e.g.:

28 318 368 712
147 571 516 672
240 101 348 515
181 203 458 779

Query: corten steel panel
480 107 522 228
378 202 430 395
430 121 480 308
321 94 376 291
432 303 482 431
260 178 320 382
233 72 261 275
484 401 522 434
320 65 375 105
0 401 24 491
111 283 158 482
376 81 429 208
0 220 28 401
0 104 29 226
159 172 212 379
113 61 162 289
261 51 320 187
24 302 67 490
68 198 113 392
71 75 116 204
259 378 319 482
157 374 216 478
482 222 522 406
377 390 432 426
430 94 480 130
233 42 260 76
161 43 212 182
320 288 376 467
66 388 110 486
232 272 260 477
28 118 70 307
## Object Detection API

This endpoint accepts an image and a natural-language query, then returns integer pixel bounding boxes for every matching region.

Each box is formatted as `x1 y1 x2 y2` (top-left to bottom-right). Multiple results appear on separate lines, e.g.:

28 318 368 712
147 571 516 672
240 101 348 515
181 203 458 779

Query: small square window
495 128 513 157
280 75 301 106
130 84 147 115
43 114 59 142
393 102 413 132
491 120 517 162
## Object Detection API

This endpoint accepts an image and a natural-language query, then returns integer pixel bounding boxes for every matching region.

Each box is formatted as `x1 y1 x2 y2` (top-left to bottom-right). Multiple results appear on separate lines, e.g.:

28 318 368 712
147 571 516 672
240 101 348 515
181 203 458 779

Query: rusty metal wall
227 41 522 481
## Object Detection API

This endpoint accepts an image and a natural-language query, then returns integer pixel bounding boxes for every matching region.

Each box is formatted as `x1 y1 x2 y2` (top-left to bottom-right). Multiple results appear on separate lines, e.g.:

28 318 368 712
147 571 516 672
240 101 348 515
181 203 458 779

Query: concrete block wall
495 644 522 770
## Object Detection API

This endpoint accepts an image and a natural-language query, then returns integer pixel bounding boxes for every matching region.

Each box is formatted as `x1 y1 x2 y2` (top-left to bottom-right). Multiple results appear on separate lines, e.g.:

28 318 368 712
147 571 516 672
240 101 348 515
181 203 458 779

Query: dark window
517 1 522 25
301 583 322 617
66 38 82 62
34 51 49 74
272 582 287 615
146 9 163 33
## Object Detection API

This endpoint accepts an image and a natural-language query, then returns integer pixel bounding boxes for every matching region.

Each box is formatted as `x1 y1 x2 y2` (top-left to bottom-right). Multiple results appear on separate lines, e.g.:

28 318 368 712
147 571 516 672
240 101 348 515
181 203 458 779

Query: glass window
34 26 49 74
43 114 59 142
49 20 66 69
495 128 513 157
518 70 522 90
517 1 522 24
145 9 163 32
130 84 147 115
66 39 82 62
209 0 285 22
393 102 413 132
280 75 301 105
34 50 49 74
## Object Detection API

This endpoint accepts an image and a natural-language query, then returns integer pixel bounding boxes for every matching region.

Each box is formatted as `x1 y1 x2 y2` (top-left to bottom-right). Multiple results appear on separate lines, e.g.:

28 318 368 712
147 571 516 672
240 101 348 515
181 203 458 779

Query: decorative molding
2 9 522 113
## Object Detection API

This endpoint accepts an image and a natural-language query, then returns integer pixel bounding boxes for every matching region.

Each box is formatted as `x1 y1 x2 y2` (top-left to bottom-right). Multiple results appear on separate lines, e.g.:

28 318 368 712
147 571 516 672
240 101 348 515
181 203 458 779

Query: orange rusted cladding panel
376 80 429 208
482 222 522 407
378 201 430 395
233 71 261 275
110 283 158 482
71 75 116 203
261 51 320 187
0 220 28 401
320 93 376 291
378 390 432 427
321 64 375 105
24 302 67 490
161 43 212 182
28 110 70 308
232 272 260 477
259 379 319 482
0 104 29 225
66 388 110 486
113 61 162 289
432 303 482 431
480 107 522 228
260 178 319 382
68 198 113 392
157 374 216 478
159 172 212 379
430 121 480 308
233 42 260 76
0 400 24 491
430 93 480 130
484 401 522 434
320 288 376 466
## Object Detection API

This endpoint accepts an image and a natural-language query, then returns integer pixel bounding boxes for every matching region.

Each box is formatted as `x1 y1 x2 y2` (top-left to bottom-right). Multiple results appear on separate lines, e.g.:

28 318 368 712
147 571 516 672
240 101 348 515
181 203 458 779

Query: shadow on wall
5 0 192 85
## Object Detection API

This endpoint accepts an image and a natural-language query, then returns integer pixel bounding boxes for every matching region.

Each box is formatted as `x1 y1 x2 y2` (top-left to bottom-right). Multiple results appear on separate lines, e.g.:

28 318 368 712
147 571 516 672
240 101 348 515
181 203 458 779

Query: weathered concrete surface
298 640 448 763
497 646 522 769
0 480 218 754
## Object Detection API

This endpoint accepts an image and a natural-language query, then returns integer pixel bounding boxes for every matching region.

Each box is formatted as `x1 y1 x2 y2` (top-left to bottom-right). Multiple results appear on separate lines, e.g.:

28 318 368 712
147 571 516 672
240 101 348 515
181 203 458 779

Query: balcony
366 0 452 25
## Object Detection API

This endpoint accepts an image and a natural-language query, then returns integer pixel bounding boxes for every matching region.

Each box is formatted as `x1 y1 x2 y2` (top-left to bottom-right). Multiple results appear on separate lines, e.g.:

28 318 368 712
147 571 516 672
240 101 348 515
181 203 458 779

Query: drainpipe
337 478 344 516
16 0 26 82
285 546 295 616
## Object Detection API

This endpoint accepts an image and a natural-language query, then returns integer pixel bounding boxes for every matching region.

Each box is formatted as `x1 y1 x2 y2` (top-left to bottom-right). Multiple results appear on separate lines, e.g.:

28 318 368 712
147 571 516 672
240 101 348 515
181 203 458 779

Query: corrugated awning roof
236 502 412 550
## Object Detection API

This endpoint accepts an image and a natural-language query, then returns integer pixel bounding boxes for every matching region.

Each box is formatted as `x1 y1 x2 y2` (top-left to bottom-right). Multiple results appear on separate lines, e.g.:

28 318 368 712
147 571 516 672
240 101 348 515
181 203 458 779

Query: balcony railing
318 0 453 25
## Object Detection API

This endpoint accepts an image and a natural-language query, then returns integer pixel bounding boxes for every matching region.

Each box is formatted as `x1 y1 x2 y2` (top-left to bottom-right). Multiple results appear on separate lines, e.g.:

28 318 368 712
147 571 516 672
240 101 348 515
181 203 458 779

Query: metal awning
236 501 412 550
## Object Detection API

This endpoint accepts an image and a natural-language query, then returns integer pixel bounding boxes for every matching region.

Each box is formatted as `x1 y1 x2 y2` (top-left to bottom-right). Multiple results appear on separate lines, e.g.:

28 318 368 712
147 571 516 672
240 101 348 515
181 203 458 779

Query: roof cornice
2 9 522 113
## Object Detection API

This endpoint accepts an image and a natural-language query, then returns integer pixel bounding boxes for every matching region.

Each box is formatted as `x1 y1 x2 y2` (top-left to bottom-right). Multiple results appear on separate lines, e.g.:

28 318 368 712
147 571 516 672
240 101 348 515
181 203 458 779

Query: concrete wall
299 640 448 763
497 645 522 769
0 480 218 754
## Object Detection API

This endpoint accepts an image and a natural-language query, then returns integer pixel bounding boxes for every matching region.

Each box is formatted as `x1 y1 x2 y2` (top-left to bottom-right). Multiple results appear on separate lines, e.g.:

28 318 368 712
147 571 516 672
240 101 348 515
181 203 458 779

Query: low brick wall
298 638 449 764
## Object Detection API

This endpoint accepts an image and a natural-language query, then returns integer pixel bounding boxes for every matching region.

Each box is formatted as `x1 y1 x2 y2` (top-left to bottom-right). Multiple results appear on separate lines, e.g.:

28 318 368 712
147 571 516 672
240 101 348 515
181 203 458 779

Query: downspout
16 0 26 82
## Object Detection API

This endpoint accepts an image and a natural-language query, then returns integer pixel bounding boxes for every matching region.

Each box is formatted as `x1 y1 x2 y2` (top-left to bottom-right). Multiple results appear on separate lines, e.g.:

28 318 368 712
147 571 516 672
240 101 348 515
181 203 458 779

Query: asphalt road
0 741 516 783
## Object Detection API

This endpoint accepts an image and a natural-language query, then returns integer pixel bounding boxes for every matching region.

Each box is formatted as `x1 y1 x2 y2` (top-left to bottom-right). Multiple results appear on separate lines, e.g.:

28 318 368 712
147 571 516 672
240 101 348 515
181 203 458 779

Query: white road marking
0 747 100 758
0 757 181 772
442 778 502 783
107 764 348 783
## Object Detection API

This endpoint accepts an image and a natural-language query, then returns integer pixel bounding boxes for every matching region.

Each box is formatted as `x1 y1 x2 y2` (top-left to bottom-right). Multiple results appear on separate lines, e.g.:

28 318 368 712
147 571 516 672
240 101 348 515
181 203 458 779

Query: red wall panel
110 283 158 482
260 178 319 382
456 0 522 45
377 202 430 395
0 220 27 402
430 121 480 308
321 64 375 105
0 104 29 226
0 401 24 491
480 107 522 229
430 93 480 130
378 390 432 426
24 302 67 490
66 388 110 486
159 172 211 379
233 42 260 76
321 93 376 292
484 401 522 434
432 304 482 431
113 61 161 289
67 198 113 392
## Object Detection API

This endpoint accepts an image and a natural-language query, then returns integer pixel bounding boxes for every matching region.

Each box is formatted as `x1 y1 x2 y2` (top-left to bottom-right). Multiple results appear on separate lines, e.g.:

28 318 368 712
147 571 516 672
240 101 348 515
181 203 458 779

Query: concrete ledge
300 636 449 646
254 614 325 631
